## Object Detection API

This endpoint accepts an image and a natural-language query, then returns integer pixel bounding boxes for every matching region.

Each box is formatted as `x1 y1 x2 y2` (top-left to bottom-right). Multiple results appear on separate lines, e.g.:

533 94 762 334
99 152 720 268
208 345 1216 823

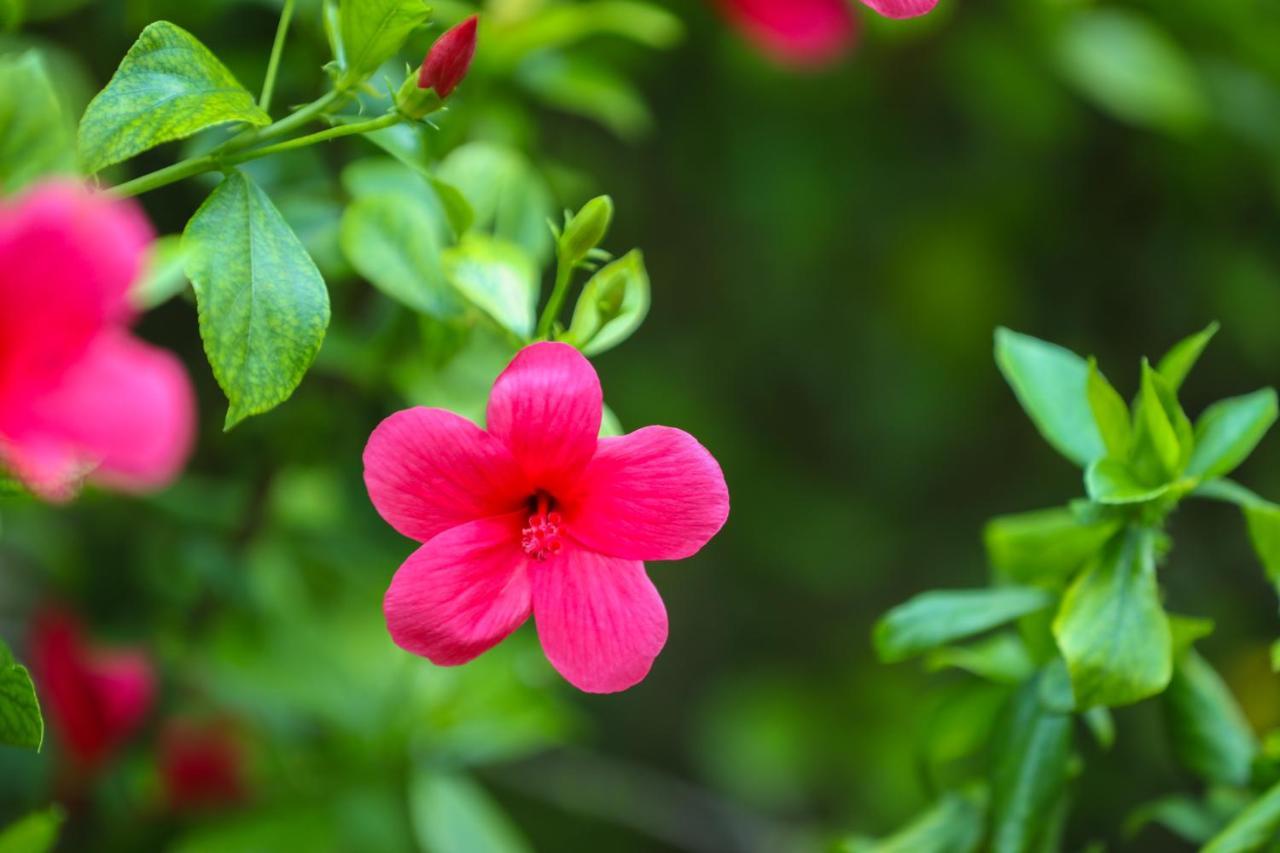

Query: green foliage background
3 0 1280 850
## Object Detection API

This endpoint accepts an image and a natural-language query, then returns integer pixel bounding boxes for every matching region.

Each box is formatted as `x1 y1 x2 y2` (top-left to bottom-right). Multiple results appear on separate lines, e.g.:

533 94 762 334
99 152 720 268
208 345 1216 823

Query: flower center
521 494 564 561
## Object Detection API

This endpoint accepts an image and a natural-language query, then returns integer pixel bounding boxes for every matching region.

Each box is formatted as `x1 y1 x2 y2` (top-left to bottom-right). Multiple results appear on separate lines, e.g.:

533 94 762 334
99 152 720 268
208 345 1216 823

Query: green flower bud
562 249 649 356
395 72 443 121
558 196 613 267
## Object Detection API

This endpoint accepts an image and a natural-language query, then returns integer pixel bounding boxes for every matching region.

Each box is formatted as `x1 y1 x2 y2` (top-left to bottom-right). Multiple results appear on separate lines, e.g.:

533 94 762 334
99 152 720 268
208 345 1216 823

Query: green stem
536 258 573 339
221 87 346 155
111 155 219 198
259 0 296 112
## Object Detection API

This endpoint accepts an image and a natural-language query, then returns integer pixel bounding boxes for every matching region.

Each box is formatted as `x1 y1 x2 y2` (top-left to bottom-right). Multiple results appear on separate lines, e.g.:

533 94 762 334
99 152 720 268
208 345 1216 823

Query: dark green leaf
847 787 987 853
984 507 1119 587
1164 649 1257 786
184 171 330 428
0 806 63 853
409 768 530 853
874 587 1054 663
339 192 458 317
0 639 42 750
1187 389 1278 480
1087 358 1130 459
994 328 1104 467
0 52 76 194
443 234 539 339
1204 780 1280 853
1157 322 1219 391
924 632 1035 685
561 249 650 356
78 21 269 173
1053 527 1173 707
1085 458 1174 505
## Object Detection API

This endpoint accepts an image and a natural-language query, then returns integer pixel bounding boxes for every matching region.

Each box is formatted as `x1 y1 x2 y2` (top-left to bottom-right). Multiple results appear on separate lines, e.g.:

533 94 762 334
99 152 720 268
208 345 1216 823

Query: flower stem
535 258 573 339
258 0 296 112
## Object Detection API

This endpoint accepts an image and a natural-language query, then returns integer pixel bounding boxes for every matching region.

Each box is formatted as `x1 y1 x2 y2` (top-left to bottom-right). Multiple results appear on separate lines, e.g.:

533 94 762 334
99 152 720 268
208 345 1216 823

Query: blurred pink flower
30 608 155 772
0 182 195 501
364 342 730 693
717 0 937 68
418 15 478 99
158 718 247 812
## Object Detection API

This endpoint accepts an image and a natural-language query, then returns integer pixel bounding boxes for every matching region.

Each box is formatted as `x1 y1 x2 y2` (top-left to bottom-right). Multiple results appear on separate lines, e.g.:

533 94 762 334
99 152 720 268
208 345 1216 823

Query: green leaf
78 21 270 174
1164 648 1257 786
1204 780 1280 853
874 587 1054 664
1190 478 1280 597
0 806 64 853
994 328 1104 467
1053 527 1173 707
1157 322 1219 392
130 234 190 310
1187 389 1278 480
1129 360 1187 485
517 53 653 140
1169 613 1216 657
1126 796 1223 844
1082 706 1115 750
1087 358 1130 458
989 675 1074 853
0 639 42 750
184 171 330 429
846 787 987 853
337 0 429 87
1084 458 1174 505
924 632 1035 685
430 179 475 239
1056 8 1207 133
339 192 458 317
409 769 530 853
984 506 1119 587
561 249 650 356
0 52 76 194
437 142 556 266
0 0 21 31
443 234 539 340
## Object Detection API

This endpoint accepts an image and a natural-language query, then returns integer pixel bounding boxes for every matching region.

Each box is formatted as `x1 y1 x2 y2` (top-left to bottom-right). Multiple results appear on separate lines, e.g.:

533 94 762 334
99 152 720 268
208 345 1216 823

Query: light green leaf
437 142 555 266
994 328 1104 467
1087 358 1130 459
1169 614 1216 658
1085 458 1174 505
184 171 330 429
130 234 190 310
1056 9 1206 133
0 639 42 750
874 587 1054 663
78 21 270 174
561 249 650 356
1157 322 1219 392
410 769 531 853
337 0 429 87
517 53 652 140
0 52 76 194
1204 780 1280 853
340 192 458 317
430 179 475 239
1053 527 1172 707
989 675 1074 853
924 632 1035 685
0 806 63 853
1187 388 1278 480
845 787 987 853
984 506 1119 587
443 234 538 339
1165 649 1257 786
1129 360 1187 485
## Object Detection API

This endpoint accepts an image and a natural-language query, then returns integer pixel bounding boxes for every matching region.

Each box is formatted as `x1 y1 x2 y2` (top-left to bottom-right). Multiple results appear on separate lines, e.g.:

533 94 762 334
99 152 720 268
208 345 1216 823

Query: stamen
521 494 565 560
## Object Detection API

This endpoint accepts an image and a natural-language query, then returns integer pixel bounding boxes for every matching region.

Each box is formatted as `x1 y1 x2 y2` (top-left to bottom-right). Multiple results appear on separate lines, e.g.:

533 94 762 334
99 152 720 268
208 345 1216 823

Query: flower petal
364 407 530 543
486 342 601 495
2 331 195 499
532 548 668 693
569 426 729 561
859 0 937 19
0 182 151 401
384 514 532 665
718 0 857 68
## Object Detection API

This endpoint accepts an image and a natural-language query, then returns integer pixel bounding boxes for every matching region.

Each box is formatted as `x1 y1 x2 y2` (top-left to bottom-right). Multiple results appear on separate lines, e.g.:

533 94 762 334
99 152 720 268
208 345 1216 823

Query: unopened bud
562 249 650 356
559 196 613 267
418 15 478 100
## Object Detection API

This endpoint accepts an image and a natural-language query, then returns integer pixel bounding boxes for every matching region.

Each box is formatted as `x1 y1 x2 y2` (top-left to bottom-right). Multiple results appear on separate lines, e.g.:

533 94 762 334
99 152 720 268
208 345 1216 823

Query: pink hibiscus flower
717 0 938 68
364 342 730 693
0 181 195 501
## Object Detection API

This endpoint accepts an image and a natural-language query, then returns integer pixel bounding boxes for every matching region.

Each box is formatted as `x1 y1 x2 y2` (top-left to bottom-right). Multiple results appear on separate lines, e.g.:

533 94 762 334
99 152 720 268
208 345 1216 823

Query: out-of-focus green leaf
1157 322 1219 392
1083 706 1115 751
1056 9 1207 132
340 192 458 316
337 0 429 87
874 587 1053 663
994 328 1103 467
0 52 75 193
1190 478 1280 595
443 234 538 339
1126 796 1223 844
984 507 1118 587
409 768 531 853
172 805 337 853
989 675 1073 853
1085 458 1174 505
130 234 190 310
78 22 269 173
437 142 555 265
15 0 86 20
1129 361 1187 486
0 806 63 853
184 170 330 429
431 178 475 239
1165 648 1257 786
562 249 650 356
494 1 682 63
1186 388 1278 480
0 639 42 751
924 632 1035 685
842 787 987 853
1204 780 1280 853
517 53 652 140
1169 614 1216 657
1087 359 1130 459
0 0 21 31
1053 526 1172 707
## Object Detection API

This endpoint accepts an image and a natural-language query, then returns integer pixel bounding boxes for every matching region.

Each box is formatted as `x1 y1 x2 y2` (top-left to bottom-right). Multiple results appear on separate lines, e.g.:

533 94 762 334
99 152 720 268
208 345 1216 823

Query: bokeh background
3 0 1280 850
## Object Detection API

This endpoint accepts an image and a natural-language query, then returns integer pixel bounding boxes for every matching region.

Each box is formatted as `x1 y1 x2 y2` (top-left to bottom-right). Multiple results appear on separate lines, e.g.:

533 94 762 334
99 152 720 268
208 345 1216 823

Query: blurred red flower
158 718 246 812
716 0 938 68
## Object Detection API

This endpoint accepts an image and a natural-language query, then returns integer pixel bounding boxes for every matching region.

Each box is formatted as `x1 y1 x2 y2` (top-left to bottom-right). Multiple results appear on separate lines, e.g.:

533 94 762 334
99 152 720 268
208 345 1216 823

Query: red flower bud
159 718 247 813
418 16 478 99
